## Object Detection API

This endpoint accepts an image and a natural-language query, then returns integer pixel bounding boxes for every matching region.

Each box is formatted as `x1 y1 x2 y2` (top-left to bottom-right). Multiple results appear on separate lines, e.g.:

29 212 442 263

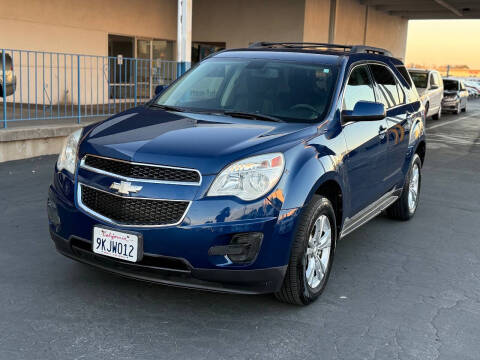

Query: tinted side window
343 65 376 111
370 64 401 108
430 73 438 87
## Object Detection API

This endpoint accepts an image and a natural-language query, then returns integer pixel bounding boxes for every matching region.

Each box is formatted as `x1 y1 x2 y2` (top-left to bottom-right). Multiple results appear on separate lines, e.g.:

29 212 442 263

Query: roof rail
350 45 392 57
248 42 353 52
248 42 392 57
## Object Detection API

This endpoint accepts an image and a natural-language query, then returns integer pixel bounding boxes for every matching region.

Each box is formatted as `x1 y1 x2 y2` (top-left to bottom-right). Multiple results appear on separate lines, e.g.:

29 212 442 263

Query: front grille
80 185 189 226
84 155 201 183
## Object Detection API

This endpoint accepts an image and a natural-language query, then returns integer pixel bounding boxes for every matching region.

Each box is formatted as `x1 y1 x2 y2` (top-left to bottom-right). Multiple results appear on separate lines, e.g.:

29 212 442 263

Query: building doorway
137 39 175 98
108 35 134 100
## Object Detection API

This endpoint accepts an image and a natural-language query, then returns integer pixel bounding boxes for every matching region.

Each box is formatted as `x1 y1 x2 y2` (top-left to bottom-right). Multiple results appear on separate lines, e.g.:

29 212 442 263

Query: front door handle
378 125 387 139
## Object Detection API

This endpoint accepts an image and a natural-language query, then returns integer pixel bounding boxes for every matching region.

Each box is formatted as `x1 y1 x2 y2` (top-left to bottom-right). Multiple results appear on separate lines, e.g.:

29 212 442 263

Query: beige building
0 0 409 61
0 0 410 108
2 0 477 162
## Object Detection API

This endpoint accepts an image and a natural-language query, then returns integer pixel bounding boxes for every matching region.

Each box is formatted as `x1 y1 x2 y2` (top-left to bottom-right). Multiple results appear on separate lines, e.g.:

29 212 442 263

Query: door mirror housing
430 84 439 90
155 85 166 95
342 101 386 122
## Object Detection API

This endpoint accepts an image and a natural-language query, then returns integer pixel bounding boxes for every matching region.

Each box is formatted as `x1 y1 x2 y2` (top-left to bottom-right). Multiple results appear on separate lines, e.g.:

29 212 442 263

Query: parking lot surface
1 101 480 360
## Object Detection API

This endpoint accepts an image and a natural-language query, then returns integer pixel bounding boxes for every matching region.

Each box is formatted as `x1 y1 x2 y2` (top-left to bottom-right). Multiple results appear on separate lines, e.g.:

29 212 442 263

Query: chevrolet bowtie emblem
110 181 143 195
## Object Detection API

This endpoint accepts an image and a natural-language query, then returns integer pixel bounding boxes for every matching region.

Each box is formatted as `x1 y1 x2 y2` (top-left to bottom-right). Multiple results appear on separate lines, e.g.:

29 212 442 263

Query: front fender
275 141 345 212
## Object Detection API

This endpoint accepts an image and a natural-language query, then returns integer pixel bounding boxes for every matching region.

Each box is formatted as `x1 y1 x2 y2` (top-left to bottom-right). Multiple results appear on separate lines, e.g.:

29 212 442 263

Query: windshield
409 72 428 89
155 58 338 123
443 80 459 91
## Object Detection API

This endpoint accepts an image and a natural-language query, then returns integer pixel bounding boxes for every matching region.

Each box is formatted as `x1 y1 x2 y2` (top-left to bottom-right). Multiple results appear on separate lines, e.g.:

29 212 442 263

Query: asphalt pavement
1 100 480 360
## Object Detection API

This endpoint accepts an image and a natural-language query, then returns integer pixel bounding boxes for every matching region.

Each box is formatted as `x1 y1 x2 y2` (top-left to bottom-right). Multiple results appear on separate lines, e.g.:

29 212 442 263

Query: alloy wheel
408 163 420 213
305 215 332 289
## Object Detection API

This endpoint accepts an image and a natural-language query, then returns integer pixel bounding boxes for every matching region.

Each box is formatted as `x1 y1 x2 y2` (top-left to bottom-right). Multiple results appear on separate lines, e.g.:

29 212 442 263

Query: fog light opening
208 232 263 264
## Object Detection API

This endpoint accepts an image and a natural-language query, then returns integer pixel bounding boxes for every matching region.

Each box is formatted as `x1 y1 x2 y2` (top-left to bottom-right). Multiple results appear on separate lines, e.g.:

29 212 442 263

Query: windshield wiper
149 103 186 112
223 110 284 122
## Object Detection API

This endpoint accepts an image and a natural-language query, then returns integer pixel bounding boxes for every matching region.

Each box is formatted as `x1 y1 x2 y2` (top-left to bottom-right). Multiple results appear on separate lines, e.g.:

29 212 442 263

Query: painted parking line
427 133 480 146
428 111 480 130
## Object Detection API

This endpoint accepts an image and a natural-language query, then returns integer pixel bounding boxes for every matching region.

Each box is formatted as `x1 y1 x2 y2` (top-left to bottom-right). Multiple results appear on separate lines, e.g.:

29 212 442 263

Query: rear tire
275 195 336 305
432 106 441 120
387 154 422 221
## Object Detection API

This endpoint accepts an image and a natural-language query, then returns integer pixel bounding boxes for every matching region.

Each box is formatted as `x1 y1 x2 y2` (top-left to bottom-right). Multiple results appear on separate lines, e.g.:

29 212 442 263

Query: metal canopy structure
359 0 480 19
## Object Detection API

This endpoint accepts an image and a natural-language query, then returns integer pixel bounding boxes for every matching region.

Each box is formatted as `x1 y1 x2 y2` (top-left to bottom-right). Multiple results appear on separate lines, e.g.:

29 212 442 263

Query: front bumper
48 170 299 294
51 231 287 294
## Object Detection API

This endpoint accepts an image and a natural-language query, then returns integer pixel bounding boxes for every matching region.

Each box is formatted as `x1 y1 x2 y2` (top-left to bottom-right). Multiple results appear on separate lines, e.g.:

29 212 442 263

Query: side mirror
342 101 386 122
430 84 439 90
155 85 166 95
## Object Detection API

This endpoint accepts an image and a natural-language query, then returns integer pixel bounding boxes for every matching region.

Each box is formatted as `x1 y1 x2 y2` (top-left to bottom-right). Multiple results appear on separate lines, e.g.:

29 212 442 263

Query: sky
406 20 480 69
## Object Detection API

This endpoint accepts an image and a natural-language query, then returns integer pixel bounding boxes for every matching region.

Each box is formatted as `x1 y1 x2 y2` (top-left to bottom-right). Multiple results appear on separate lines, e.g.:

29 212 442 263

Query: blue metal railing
1 48 181 128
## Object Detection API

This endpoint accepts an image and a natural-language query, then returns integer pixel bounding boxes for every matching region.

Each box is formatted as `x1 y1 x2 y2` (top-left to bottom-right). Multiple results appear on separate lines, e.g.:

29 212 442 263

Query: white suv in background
408 69 444 120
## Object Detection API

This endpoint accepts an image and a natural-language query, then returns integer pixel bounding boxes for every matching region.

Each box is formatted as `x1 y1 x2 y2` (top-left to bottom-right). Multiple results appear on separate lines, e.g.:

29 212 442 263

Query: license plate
92 226 142 262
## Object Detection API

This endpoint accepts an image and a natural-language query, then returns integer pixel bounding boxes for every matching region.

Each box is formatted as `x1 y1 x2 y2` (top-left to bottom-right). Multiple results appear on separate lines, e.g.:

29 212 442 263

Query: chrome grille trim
80 154 202 186
77 183 192 228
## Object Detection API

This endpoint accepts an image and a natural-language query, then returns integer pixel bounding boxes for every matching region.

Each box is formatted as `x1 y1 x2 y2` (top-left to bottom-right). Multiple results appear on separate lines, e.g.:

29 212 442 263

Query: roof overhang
359 0 480 19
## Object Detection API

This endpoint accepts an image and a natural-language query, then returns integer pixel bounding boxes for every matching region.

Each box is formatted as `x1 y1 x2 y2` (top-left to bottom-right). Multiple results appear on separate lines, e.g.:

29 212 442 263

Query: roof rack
248 42 392 57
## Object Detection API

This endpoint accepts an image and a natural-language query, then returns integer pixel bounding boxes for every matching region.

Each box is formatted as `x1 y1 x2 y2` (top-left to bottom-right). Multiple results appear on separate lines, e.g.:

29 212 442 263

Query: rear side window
434 73 443 87
397 82 406 104
370 64 402 108
430 72 439 87
396 65 412 87
343 65 376 111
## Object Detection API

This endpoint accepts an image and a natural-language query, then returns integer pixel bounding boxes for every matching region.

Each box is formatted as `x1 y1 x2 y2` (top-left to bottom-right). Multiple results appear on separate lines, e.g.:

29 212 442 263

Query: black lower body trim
50 231 286 295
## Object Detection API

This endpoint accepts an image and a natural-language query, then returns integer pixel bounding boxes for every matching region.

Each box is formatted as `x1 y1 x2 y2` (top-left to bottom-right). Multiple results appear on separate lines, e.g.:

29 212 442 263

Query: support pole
177 0 192 77
2 50 6 128
328 0 337 44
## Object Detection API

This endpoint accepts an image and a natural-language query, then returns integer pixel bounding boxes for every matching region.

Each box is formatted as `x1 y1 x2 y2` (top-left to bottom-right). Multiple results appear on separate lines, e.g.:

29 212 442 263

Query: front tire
424 102 430 119
387 154 422 221
275 195 336 305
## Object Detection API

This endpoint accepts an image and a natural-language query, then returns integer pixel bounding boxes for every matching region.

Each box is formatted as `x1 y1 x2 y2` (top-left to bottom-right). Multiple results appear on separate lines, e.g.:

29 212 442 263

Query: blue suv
48 42 425 305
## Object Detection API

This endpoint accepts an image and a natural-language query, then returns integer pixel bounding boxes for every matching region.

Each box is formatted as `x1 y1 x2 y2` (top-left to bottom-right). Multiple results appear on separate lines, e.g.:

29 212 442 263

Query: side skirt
340 188 401 239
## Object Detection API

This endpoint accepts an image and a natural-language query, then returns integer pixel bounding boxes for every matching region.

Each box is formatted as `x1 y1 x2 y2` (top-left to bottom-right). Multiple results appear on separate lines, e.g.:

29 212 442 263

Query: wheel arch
313 179 344 236
415 140 426 166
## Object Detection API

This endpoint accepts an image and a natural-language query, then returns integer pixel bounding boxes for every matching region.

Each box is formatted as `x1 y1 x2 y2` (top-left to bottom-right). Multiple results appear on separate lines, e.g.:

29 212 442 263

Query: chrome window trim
77 183 192 228
80 154 202 186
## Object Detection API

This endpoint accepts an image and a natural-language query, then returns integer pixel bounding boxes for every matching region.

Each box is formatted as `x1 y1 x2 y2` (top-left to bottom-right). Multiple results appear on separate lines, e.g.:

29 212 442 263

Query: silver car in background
442 78 469 114
0 53 16 97
408 69 443 120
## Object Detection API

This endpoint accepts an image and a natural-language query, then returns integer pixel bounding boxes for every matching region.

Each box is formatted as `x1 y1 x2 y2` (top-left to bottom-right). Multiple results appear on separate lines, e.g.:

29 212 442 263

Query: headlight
57 129 82 174
207 153 285 201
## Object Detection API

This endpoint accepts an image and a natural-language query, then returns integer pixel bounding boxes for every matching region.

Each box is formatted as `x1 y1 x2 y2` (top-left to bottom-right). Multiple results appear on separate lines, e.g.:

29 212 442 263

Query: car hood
80 107 317 174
